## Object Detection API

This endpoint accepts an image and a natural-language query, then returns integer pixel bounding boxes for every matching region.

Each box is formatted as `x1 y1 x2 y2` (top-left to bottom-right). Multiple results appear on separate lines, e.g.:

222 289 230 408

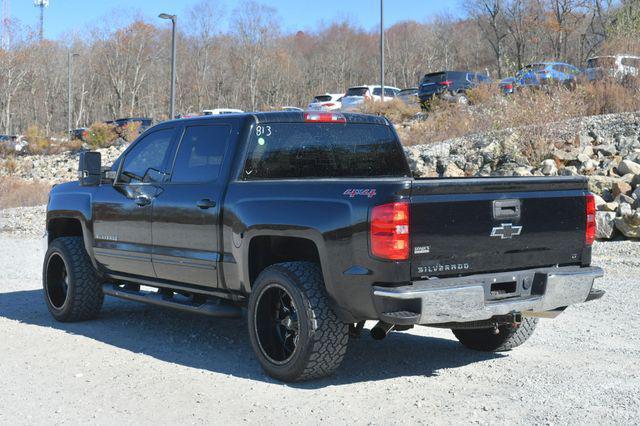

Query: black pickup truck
43 111 604 381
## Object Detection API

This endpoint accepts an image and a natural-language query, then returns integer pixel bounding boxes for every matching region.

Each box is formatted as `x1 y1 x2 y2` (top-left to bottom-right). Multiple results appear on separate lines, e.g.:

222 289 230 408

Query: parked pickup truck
43 111 604 381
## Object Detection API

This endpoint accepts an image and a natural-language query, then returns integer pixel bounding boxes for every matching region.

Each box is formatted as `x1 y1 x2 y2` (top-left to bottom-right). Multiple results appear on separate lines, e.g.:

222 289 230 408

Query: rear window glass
243 123 408 180
346 87 368 96
422 73 446 83
621 57 640 68
313 95 332 102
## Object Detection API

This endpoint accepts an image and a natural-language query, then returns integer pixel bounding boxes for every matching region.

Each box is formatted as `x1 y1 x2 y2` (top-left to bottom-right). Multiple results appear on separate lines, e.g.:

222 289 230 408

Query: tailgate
410 177 589 279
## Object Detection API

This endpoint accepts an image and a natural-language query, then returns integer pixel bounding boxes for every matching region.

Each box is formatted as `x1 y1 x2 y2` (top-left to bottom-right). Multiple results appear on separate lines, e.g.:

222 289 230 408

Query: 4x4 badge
490 223 522 239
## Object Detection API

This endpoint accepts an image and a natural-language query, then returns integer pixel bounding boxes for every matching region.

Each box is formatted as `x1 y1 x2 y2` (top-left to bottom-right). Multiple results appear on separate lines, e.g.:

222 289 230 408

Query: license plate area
490 281 517 299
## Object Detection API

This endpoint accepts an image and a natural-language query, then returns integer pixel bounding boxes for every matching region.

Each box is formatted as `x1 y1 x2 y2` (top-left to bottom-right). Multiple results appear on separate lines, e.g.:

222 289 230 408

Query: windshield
243 123 409 179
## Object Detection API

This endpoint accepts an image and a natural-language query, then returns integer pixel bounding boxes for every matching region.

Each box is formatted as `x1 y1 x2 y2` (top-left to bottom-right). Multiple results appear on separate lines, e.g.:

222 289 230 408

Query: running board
102 283 242 318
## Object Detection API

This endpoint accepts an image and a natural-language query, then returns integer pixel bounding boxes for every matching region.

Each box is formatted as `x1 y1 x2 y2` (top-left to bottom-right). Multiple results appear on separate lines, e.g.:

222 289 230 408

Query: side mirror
78 151 102 186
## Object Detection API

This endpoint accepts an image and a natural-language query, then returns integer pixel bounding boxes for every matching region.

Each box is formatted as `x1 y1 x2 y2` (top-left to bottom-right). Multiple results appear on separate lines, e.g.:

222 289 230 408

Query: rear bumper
372 266 604 325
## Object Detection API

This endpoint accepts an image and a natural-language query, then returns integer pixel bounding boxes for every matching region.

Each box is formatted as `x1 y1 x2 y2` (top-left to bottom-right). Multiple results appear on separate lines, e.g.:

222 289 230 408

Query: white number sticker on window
255 125 271 137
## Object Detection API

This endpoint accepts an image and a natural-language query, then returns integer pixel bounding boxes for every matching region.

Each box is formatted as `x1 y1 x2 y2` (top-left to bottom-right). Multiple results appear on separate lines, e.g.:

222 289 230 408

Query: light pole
68 51 79 140
380 0 385 102
159 13 177 120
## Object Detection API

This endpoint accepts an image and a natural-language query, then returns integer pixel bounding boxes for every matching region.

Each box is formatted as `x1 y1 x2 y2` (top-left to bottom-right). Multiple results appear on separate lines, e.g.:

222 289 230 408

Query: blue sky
11 0 461 39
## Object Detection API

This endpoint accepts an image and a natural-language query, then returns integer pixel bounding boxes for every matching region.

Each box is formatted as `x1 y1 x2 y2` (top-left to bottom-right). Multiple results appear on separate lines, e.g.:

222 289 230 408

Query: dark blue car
500 62 581 94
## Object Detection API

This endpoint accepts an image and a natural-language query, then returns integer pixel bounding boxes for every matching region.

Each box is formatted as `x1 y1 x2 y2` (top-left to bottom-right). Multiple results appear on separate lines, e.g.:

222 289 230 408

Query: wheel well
48 218 83 242
248 236 321 286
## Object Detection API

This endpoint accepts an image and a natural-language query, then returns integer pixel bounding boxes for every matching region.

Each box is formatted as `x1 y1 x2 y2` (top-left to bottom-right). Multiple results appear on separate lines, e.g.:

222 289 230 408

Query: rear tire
247 262 349 381
43 237 104 322
452 317 538 352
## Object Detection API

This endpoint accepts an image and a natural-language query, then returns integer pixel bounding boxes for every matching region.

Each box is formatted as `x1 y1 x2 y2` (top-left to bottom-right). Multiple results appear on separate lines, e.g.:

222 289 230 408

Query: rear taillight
586 194 596 245
504 83 513 90
370 201 410 261
438 80 453 86
303 112 346 123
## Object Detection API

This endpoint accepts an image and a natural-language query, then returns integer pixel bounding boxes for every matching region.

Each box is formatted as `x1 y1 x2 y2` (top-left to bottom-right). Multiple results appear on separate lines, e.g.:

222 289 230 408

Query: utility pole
34 0 48 41
159 13 177 120
380 0 385 102
68 51 78 140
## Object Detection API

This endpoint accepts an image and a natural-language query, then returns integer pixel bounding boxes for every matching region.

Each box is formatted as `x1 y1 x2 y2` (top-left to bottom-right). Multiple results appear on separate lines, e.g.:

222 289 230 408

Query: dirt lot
0 236 638 425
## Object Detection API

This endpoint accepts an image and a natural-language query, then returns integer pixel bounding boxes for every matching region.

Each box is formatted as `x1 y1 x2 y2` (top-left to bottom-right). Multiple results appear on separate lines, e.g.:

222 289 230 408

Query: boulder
579 158 599 173
601 202 619 212
614 211 640 238
612 180 632 197
443 162 465 177
540 159 558 176
616 159 640 176
558 166 579 176
593 144 617 157
588 175 622 196
618 201 633 217
595 211 617 239
593 194 606 207
552 148 579 163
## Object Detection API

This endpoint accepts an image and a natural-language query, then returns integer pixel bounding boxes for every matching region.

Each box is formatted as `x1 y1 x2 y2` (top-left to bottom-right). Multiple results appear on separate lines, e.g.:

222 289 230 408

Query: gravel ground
0 237 638 425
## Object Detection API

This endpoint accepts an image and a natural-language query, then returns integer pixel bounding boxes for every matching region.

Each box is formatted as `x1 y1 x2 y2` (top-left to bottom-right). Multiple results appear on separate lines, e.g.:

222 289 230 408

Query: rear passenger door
151 122 235 288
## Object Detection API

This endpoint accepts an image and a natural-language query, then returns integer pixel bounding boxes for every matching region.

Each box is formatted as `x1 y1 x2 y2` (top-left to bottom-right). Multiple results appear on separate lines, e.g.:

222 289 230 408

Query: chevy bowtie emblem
490 223 522 239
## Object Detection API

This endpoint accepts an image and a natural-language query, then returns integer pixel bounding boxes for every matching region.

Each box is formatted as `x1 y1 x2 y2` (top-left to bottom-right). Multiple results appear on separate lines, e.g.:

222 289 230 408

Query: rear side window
171 124 231 183
346 87 368 96
422 72 446 84
243 123 409 180
384 88 397 97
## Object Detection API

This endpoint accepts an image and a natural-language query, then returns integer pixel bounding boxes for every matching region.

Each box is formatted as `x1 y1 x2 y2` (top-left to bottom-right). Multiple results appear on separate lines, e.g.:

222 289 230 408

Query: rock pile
0 142 127 184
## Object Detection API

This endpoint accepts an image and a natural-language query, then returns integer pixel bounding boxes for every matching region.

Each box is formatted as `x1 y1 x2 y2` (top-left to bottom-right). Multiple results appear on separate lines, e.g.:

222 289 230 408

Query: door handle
197 199 216 209
135 194 151 207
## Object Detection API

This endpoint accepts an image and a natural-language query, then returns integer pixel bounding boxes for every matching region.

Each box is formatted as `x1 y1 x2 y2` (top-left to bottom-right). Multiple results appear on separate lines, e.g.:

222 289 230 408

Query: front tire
43 237 104 322
452 317 538 352
248 262 349 381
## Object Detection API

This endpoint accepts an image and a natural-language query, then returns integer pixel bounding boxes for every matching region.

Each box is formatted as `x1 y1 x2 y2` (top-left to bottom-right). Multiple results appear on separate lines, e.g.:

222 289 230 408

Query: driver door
92 127 177 278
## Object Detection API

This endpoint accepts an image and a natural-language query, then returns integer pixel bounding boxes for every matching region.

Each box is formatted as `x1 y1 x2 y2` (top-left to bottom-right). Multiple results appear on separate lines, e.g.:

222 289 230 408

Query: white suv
340 85 400 111
307 94 343 111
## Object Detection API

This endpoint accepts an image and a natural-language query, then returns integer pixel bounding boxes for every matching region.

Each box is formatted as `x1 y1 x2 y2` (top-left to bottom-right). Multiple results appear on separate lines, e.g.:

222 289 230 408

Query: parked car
116 118 153 132
585 55 640 81
397 88 419 105
71 128 88 141
307 94 343 111
506 62 581 92
418 71 491 107
499 77 517 95
341 85 400 111
44 110 603 382
202 108 244 115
